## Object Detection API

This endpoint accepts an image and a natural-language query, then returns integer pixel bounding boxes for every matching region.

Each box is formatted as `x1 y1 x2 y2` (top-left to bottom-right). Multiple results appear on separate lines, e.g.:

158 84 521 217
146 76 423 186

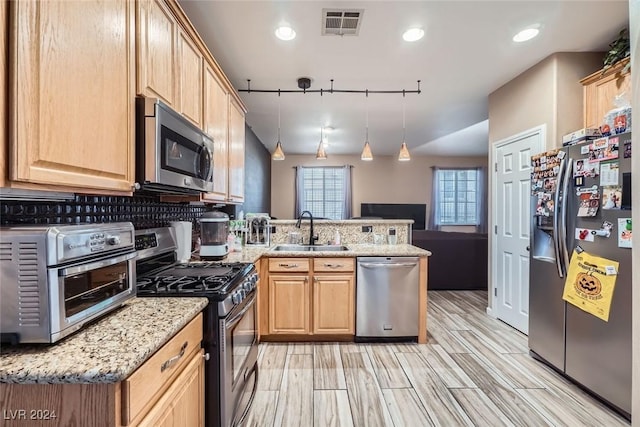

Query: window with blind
300 167 346 220
438 169 478 225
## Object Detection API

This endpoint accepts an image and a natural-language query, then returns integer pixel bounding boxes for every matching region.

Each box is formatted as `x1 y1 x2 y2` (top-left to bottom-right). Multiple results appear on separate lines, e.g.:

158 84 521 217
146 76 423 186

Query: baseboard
486 306 496 318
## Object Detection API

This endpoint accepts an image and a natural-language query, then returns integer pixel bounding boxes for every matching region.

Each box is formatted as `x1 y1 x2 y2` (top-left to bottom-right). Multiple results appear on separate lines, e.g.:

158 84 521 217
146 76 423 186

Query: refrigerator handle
559 157 573 275
553 157 565 278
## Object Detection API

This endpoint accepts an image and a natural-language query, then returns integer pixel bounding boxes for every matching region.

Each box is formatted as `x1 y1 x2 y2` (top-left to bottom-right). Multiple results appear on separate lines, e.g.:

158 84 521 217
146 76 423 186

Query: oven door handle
226 295 256 329
59 251 137 277
233 364 259 427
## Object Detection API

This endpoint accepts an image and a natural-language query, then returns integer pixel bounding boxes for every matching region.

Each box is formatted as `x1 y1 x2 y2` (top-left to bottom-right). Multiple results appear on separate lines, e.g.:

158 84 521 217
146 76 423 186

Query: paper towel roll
170 221 193 262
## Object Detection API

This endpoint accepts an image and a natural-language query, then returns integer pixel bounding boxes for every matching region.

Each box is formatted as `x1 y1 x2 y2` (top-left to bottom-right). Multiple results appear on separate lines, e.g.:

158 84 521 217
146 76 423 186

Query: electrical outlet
361 225 373 233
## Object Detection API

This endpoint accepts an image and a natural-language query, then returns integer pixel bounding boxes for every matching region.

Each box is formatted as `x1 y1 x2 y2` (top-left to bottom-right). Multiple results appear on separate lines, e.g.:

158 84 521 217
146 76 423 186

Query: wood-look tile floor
245 291 630 427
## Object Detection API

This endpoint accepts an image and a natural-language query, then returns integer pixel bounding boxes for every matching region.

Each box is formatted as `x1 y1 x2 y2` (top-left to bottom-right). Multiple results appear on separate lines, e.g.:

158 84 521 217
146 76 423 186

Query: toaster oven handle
59 251 137 277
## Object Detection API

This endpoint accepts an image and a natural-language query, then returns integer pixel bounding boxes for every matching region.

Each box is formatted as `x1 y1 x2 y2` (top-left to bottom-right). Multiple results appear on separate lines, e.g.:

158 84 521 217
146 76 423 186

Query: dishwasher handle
359 262 418 268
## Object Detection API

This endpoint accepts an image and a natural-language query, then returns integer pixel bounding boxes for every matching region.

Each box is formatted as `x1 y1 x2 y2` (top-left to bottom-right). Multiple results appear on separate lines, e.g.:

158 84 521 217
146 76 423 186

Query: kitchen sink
271 244 350 252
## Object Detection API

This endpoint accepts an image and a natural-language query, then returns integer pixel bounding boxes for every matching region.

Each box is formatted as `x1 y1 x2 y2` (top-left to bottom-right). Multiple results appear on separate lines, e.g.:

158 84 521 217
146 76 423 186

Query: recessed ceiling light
275 26 296 41
402 28 424 42
513 27 540 43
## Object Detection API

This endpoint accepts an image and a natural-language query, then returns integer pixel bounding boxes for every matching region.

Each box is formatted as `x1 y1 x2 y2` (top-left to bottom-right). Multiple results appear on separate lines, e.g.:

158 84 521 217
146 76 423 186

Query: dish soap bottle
334 230 341 245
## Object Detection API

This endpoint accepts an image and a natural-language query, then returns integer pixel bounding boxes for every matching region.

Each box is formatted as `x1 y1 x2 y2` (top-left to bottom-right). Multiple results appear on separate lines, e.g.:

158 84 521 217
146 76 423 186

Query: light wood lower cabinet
313 274 355 334
137 349 204 427
264 257 354 338
269 274 310 334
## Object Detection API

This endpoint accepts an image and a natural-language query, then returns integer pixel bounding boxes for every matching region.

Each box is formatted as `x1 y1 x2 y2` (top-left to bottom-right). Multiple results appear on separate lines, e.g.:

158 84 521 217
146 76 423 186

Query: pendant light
272 91 285 160
398 94 411 161
316 127 327 160
361 92 373 161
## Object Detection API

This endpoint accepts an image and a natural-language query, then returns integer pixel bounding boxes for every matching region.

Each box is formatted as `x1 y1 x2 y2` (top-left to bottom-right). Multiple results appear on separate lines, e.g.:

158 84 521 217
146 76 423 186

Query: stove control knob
232 292 242 304
251 274 259 284
106 235 121 246
243 281 252 292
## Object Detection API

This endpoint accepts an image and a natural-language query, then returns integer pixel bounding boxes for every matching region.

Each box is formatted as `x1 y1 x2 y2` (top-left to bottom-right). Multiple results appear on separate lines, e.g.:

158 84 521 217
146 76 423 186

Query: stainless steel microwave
0 223 137 344
136 97 214 194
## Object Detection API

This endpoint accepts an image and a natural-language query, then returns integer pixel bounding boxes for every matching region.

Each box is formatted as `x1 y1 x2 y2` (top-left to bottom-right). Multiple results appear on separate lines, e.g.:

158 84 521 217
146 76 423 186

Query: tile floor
245 290 630 427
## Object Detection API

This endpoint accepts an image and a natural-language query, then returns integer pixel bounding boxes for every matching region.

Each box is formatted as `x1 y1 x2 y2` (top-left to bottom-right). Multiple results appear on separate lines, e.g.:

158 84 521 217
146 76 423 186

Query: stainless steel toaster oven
0 222 137 344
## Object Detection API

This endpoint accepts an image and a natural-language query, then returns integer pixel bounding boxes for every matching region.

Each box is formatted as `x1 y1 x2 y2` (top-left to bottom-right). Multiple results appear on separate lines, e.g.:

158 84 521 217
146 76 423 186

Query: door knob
526 246 530 251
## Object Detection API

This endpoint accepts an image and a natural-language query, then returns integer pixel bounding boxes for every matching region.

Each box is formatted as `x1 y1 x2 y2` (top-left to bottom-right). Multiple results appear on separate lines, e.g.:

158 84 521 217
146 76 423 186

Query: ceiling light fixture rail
240 79 422 96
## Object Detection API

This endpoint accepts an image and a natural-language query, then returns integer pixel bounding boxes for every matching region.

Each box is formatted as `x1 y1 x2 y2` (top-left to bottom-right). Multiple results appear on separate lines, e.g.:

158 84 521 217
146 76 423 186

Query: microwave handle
59 251 137 277
205 146 214 182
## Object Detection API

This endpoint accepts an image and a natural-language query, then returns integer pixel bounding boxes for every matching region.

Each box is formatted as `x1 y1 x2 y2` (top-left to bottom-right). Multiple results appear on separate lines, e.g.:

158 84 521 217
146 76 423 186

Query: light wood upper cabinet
202 63 229 202
177 29 203 128
136 0 177 106
581 59 631 129
313 274 355 334
228 98 246 203
10 0 135 193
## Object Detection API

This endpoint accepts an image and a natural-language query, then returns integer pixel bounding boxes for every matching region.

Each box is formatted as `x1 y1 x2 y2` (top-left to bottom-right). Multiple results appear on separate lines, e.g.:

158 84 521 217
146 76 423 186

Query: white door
493 127 544 334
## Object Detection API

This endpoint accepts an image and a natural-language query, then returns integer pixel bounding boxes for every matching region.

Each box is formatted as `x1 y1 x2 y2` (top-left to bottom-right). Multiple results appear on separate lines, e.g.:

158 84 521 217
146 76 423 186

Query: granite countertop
0 297 208 384
209 243 431 263
262 243 431 257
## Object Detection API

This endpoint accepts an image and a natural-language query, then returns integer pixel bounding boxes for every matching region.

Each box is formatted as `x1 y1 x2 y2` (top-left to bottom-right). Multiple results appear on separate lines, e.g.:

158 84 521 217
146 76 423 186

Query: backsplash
269 219 413 245
0 194 208 229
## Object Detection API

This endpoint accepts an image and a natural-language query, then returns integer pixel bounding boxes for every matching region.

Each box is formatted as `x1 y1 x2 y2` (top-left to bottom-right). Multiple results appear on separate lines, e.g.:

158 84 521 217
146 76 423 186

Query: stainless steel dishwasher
356 257 420 341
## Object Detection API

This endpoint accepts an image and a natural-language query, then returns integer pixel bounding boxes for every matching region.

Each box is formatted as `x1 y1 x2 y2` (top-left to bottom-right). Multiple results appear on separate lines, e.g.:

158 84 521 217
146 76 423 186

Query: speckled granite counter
225 246 269 263
221 243 430 262
0 297 208 384
263 243 431 258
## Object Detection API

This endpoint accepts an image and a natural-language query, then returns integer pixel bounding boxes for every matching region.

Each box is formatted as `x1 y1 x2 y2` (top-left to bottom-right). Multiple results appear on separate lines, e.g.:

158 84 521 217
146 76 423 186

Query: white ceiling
178 1 628 157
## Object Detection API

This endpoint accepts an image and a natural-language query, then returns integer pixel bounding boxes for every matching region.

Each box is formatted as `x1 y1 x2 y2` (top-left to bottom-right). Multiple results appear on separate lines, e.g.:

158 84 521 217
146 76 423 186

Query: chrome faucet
296 210 318 245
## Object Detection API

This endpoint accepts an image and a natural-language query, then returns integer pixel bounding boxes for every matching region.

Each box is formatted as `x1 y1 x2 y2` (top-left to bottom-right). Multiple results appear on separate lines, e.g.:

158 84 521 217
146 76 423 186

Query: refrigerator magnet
617 218 632 248
623 142 631 158
575 228 595 242
581 145 591 155
599 162 619 186
574 176 584 187
602 186 622 210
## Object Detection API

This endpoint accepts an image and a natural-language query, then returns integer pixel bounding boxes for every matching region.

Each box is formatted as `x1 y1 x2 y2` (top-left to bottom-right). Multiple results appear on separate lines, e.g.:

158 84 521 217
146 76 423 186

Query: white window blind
438 169 478 225
300 167 346 220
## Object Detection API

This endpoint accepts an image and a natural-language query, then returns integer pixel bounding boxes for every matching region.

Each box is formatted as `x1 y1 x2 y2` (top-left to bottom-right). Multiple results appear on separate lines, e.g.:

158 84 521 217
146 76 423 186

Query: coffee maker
245 213 270 246
198 211 229 259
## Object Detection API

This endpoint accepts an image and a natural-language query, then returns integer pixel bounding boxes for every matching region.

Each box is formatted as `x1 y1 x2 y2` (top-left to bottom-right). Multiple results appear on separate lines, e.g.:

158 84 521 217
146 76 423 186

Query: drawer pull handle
324 263 342 268
279 263 299 268
160 341 188 373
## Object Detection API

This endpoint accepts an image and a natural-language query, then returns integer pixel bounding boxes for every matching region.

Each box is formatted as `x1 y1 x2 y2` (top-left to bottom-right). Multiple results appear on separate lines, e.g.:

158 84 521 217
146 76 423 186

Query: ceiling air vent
322 9 364 36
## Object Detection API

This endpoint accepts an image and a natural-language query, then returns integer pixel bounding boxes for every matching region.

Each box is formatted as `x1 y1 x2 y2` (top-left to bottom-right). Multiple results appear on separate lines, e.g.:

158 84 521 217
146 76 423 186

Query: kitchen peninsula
225 219 431 344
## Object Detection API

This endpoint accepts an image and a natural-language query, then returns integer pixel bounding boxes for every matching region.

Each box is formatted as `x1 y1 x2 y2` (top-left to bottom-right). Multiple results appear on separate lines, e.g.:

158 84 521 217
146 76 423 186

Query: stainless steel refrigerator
529 132 632 418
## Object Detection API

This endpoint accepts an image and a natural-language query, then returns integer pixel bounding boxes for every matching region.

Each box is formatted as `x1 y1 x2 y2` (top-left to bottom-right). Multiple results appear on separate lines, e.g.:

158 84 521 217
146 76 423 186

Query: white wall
270 154 488 224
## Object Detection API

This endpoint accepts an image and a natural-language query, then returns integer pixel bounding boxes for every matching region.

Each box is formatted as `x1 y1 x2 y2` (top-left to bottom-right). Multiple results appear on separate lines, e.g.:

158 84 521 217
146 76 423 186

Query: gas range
134 227 259 427
134 228 257 315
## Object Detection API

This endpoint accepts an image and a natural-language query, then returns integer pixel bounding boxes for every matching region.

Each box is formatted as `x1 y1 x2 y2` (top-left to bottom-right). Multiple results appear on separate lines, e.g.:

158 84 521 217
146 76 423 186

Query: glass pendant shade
272 141 285 160
316 141 327 159
361 96 373 161
316 127 327 159
397 96 410 161
398 141 411 161
361 141 373 161
272 96 285 160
